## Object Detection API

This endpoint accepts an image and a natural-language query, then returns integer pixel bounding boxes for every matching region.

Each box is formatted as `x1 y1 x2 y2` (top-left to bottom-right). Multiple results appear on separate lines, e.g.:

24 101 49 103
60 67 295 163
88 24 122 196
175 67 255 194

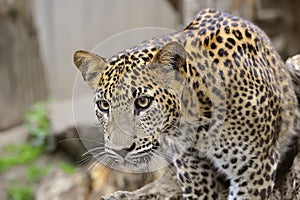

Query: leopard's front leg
226 153 277 200
210 146 278 200
175 147 224 200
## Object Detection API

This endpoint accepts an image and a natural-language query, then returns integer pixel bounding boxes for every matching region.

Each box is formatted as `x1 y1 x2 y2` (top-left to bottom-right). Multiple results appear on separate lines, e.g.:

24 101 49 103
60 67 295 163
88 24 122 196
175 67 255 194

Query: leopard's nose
113 143 136 158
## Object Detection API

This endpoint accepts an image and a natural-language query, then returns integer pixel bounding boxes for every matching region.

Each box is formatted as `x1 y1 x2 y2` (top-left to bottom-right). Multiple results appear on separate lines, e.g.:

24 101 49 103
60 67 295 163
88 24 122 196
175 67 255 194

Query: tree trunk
281 0 300 59
0 0 47 130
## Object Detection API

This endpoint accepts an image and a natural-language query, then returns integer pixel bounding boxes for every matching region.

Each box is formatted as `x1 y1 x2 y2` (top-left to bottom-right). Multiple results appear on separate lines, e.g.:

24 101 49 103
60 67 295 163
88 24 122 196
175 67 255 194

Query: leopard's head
74 42 192 172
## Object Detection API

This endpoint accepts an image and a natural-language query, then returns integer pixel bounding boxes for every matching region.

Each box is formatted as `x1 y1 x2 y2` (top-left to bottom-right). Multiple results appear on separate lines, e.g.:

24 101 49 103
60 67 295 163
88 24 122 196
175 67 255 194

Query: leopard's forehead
95 47 160 101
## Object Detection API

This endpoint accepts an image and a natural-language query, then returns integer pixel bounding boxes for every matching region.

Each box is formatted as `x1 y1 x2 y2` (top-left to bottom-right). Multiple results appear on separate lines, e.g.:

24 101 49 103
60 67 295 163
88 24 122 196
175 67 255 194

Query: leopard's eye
96 100 110 112
135 96 153 110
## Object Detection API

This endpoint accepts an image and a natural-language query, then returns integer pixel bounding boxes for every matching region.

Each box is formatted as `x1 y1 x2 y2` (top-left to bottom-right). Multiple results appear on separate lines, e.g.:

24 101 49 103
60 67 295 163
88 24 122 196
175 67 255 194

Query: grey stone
36 168 90 200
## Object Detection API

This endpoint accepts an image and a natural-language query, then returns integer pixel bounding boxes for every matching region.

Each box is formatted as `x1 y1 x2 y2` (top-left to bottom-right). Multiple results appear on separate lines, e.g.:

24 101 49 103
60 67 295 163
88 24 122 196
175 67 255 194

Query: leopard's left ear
73 50 107 89
151 42 188 90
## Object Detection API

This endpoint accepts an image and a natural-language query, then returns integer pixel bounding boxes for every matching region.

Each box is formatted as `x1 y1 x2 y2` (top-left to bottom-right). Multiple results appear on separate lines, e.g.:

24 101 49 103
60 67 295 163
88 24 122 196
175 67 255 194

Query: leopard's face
95 67 181 171
74 42 188 171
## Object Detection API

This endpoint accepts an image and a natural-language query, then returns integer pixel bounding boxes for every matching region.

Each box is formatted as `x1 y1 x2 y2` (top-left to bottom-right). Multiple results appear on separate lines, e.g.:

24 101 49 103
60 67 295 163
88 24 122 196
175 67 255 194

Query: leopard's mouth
100 145 152 168
109 154 153 172
91 142 170 172
115 150 153 165
100 138 169 172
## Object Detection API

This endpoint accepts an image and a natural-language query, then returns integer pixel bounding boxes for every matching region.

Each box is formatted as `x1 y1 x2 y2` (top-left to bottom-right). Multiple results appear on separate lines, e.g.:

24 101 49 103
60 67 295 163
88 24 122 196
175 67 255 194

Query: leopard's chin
112 158 150 173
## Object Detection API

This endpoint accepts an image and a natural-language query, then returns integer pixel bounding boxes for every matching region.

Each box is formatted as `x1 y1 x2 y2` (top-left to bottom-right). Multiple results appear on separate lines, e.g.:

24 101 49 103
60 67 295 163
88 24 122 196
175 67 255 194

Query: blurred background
0 0 299 199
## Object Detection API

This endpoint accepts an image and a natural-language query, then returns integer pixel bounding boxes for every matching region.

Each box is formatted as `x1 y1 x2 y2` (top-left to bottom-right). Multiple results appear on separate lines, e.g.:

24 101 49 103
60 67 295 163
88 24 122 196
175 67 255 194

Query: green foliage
6 163 75 200
2 161 78 199
26 165 53 183
7 185 34 200
24 103 52 148
59 162 76 175
0 102 52 173
24 103 49 137
0 144 43 173
2 102 78 199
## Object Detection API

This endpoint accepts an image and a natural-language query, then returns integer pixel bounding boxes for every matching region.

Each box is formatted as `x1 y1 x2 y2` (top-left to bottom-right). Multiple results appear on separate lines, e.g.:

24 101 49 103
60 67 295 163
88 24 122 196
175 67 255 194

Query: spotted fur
74 9 299 200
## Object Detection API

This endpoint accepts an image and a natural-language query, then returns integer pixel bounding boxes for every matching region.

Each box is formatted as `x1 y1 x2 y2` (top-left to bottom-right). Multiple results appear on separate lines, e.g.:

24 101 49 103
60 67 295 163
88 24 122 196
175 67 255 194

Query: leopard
73 8 299 200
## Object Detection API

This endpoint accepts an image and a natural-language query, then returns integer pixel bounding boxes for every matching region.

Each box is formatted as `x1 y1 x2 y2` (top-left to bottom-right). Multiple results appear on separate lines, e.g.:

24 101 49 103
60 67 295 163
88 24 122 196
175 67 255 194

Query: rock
35 163 151 200
0 125 28 149
54 126 86 162
286 54 300 101
48 96 104 162
36 168 90 200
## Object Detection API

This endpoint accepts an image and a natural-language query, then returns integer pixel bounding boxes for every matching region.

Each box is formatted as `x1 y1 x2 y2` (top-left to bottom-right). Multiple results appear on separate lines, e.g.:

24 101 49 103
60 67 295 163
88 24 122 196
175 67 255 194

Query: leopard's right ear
73 50 106 89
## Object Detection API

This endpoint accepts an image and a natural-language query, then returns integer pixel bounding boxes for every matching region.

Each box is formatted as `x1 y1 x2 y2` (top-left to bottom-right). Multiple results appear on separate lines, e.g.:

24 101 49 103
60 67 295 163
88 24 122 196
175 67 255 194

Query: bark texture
0 0 47 130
